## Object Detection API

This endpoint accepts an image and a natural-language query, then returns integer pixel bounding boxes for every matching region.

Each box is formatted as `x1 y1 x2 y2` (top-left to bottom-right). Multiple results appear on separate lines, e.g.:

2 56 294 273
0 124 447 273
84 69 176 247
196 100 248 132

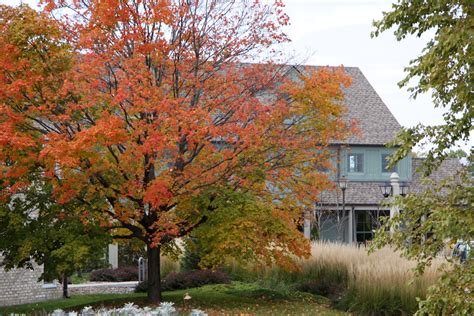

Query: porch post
108 244 119 269
348 207 354 244
303 210 311 239
390 172 400 234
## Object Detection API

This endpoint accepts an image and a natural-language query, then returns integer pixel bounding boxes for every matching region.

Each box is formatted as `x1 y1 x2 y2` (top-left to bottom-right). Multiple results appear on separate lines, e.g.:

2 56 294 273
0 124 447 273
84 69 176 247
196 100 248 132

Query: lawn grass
0 282 343 315
0 292 146 315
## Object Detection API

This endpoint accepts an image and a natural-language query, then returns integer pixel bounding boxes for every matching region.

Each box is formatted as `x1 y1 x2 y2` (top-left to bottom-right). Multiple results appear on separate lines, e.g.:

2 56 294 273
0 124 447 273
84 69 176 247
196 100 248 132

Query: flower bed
46 302 207 316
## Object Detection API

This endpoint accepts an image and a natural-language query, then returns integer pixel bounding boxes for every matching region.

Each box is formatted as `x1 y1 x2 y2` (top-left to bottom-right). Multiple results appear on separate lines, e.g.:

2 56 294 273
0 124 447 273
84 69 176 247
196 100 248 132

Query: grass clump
225 242 443 314
224 245 348 298
333 245 440 314
160 255 180 278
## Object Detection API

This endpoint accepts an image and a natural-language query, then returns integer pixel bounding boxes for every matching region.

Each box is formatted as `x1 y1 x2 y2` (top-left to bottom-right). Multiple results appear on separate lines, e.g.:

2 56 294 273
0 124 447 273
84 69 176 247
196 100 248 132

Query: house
300 66 463 244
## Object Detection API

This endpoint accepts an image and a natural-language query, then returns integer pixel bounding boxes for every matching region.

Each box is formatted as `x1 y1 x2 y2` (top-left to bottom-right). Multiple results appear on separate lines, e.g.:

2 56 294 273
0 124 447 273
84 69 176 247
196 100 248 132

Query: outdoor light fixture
400 182 410 197
379 182 392 198
338 175 348 191
339 175 349 228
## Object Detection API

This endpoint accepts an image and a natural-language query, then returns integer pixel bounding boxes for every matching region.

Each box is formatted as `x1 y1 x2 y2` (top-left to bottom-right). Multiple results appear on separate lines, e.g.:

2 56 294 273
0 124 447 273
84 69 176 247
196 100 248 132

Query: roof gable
292 66 401 146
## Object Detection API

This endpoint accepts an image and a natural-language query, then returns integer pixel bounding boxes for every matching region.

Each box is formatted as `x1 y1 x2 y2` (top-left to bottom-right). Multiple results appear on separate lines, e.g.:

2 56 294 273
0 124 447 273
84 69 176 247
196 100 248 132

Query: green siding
338 146 411 182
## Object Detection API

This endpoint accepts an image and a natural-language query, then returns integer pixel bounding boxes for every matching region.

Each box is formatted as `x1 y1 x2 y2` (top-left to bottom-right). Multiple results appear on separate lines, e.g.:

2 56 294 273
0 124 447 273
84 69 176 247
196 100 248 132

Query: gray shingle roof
339 67 401 145
292 66 402 145
410 158 464 194
319 158 464 206
319 181 385 206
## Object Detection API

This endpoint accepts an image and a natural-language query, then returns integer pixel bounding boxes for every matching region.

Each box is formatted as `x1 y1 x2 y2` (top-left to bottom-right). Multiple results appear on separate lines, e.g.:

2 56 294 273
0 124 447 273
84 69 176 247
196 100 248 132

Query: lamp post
338 175 349 242
379 182 392 198
390 173 400 235
399 182 410 197
379 173 410 235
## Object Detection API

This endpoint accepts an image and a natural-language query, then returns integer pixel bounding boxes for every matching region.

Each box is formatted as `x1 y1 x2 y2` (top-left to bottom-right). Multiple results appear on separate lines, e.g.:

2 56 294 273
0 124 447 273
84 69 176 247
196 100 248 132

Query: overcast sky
1 0 471 151
281 0 442 127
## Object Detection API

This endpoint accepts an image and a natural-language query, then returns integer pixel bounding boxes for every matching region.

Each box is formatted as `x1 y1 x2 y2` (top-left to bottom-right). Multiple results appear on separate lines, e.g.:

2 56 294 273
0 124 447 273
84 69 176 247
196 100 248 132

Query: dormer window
382 154 398 173
348 153 364 173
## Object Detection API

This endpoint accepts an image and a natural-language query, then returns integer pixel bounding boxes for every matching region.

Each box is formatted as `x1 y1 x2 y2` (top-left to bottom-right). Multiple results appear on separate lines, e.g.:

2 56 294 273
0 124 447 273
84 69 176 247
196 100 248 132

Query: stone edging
68 281 139 295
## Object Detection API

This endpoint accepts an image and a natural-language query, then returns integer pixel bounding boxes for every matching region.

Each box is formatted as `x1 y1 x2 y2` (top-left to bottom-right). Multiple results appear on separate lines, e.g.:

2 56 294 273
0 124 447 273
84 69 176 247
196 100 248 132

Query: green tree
447 149 469 159
178 186 309 271
372 1 473 314
372 0 473 174
0 178 110 298
372 172 473 315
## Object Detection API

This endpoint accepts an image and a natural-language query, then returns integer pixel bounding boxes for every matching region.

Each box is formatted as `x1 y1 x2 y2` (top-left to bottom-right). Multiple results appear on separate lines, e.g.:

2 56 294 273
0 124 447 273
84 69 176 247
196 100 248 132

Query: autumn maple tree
0 1 352 302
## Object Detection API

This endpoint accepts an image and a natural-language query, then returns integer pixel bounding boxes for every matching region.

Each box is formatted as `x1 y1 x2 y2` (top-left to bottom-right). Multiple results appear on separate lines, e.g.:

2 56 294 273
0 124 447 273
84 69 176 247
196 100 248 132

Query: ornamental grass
225 241 443 314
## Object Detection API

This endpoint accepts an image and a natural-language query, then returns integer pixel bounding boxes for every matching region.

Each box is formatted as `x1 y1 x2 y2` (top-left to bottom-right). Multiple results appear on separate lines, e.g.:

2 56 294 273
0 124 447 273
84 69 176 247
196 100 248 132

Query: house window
356 211 372 243
347 153 364 173
381 154 398 173
356 210 389 244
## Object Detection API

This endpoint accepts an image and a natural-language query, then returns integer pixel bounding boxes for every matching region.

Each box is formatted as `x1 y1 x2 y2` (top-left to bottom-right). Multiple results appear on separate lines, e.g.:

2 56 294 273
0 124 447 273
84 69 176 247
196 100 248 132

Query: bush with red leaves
90 266 138 282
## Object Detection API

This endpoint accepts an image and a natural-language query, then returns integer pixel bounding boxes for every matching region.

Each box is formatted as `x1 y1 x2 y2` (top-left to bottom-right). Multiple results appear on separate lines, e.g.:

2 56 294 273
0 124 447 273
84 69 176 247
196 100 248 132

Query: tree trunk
62 273 69 298
147 244 161 303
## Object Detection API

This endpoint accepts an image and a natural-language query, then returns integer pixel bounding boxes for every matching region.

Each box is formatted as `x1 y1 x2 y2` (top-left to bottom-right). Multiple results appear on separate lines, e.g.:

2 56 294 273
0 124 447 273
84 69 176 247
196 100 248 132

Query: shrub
90 266 138 282
163 269 230 291
135 269 230 293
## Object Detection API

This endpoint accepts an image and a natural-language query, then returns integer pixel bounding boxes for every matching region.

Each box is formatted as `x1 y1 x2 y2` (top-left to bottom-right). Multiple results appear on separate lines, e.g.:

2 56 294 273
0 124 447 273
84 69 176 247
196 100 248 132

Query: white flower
158 302 174 309
155 302 176 316
190 309 208 316
119 302 140 315
96 307 111 316
50 309 65 316
62 303 189 316
81 306 95 316
123 302 138 310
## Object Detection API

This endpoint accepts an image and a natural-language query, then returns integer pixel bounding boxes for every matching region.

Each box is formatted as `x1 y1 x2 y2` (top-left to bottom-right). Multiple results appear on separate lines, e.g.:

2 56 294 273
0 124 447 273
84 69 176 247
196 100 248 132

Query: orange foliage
0 2 353 272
